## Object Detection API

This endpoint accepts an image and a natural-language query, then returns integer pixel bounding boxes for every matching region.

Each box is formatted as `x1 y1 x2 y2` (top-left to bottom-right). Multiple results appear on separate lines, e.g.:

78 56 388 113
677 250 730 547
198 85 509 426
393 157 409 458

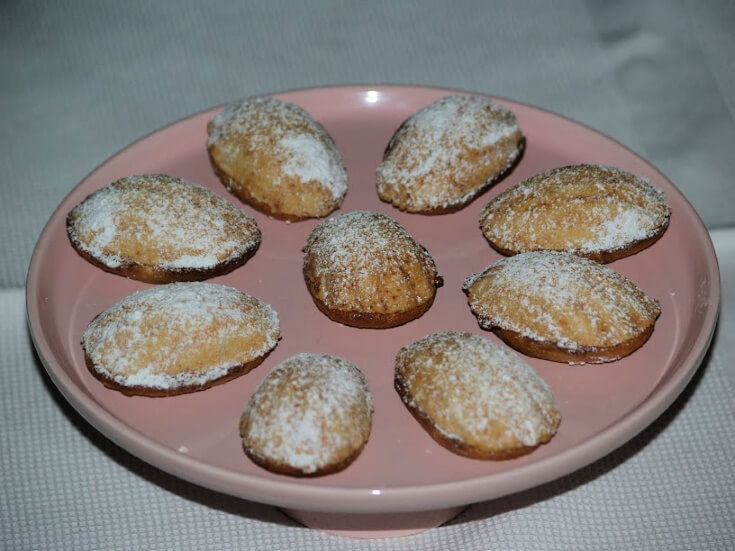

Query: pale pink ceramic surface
27 85 720 518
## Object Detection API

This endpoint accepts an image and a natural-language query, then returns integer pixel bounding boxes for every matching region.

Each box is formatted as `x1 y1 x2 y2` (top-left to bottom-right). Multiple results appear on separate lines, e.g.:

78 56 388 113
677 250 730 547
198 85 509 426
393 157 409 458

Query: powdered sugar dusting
480 164 671 257
464 251 661 351
83 283 280 391
278 134 346 200
396 332 560 449
207 96 347 201
67 174 261 272
376 95 523 211
240 353 373 474
303 211 440 313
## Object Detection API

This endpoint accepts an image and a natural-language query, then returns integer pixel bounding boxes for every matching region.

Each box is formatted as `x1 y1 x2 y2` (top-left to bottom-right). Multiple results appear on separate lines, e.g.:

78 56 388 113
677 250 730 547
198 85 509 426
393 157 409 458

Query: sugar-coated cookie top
303 210 440 313
67 174 260 272
83 283 280 391
480 164 671 260
208 96 347 202
395 331 560 451
377 95 523 212
240 353 373 474
464 251 660 351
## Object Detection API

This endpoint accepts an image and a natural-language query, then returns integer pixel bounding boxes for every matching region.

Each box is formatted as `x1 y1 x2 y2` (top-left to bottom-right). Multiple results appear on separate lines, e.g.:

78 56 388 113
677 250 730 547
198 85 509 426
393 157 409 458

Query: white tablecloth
3 2 734 548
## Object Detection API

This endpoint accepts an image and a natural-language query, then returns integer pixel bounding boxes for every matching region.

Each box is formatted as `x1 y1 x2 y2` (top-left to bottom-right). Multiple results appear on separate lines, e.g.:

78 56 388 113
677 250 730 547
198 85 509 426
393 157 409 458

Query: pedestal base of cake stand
281 505 467 539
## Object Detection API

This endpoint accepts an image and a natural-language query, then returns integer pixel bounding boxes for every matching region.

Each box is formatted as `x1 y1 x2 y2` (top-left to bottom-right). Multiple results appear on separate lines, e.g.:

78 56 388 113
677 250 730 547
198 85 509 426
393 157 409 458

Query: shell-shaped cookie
239 353 373 476
480 164 671 262
82 283 280 396
376 95 525 214
66 174 261 283
463 251 661 364
302 210 443 328
207 96 347 221
395 332 560 459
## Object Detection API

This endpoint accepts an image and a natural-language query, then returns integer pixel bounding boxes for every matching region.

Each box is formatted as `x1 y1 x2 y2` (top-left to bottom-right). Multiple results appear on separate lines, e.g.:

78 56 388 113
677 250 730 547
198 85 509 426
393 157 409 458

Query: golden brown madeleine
66 174 261 283
82 283 280 396
376 95 525 214
303 210 443 328
207 96 347 221
463 251 661 364
240 353 373 477
394 331 560 459
480 164 671 262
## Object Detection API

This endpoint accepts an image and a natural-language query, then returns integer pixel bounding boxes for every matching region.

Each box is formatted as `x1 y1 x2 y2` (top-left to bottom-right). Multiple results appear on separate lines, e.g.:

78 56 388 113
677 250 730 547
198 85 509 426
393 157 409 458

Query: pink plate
27 85 719 522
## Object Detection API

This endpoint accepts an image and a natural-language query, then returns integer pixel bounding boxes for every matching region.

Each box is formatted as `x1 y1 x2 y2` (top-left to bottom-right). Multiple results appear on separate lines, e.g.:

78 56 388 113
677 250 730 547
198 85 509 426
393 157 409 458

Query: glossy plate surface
27 85 719 514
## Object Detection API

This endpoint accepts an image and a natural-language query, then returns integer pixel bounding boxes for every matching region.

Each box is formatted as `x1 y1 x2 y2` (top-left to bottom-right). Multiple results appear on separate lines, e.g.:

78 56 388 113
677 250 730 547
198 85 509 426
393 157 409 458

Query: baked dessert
82 283 280 396
376 94 525 214
479 164 671 262
67 174 261 283
302 210 443 328
207 96 347 221
239 353 373 476
394 331 560 459
463 251 661 364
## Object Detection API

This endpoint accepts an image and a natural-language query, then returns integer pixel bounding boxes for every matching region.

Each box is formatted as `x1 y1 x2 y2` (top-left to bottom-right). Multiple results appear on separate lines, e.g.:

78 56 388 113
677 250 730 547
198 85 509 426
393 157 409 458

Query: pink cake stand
27 85 719 538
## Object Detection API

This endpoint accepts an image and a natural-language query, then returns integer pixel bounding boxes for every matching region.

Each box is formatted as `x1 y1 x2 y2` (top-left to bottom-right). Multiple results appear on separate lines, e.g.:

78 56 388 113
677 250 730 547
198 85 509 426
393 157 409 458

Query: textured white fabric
3 1 735 547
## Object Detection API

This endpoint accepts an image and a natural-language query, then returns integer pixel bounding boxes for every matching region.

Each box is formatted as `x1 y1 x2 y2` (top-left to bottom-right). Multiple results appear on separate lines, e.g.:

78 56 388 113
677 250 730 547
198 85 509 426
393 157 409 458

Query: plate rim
26 83 721 513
